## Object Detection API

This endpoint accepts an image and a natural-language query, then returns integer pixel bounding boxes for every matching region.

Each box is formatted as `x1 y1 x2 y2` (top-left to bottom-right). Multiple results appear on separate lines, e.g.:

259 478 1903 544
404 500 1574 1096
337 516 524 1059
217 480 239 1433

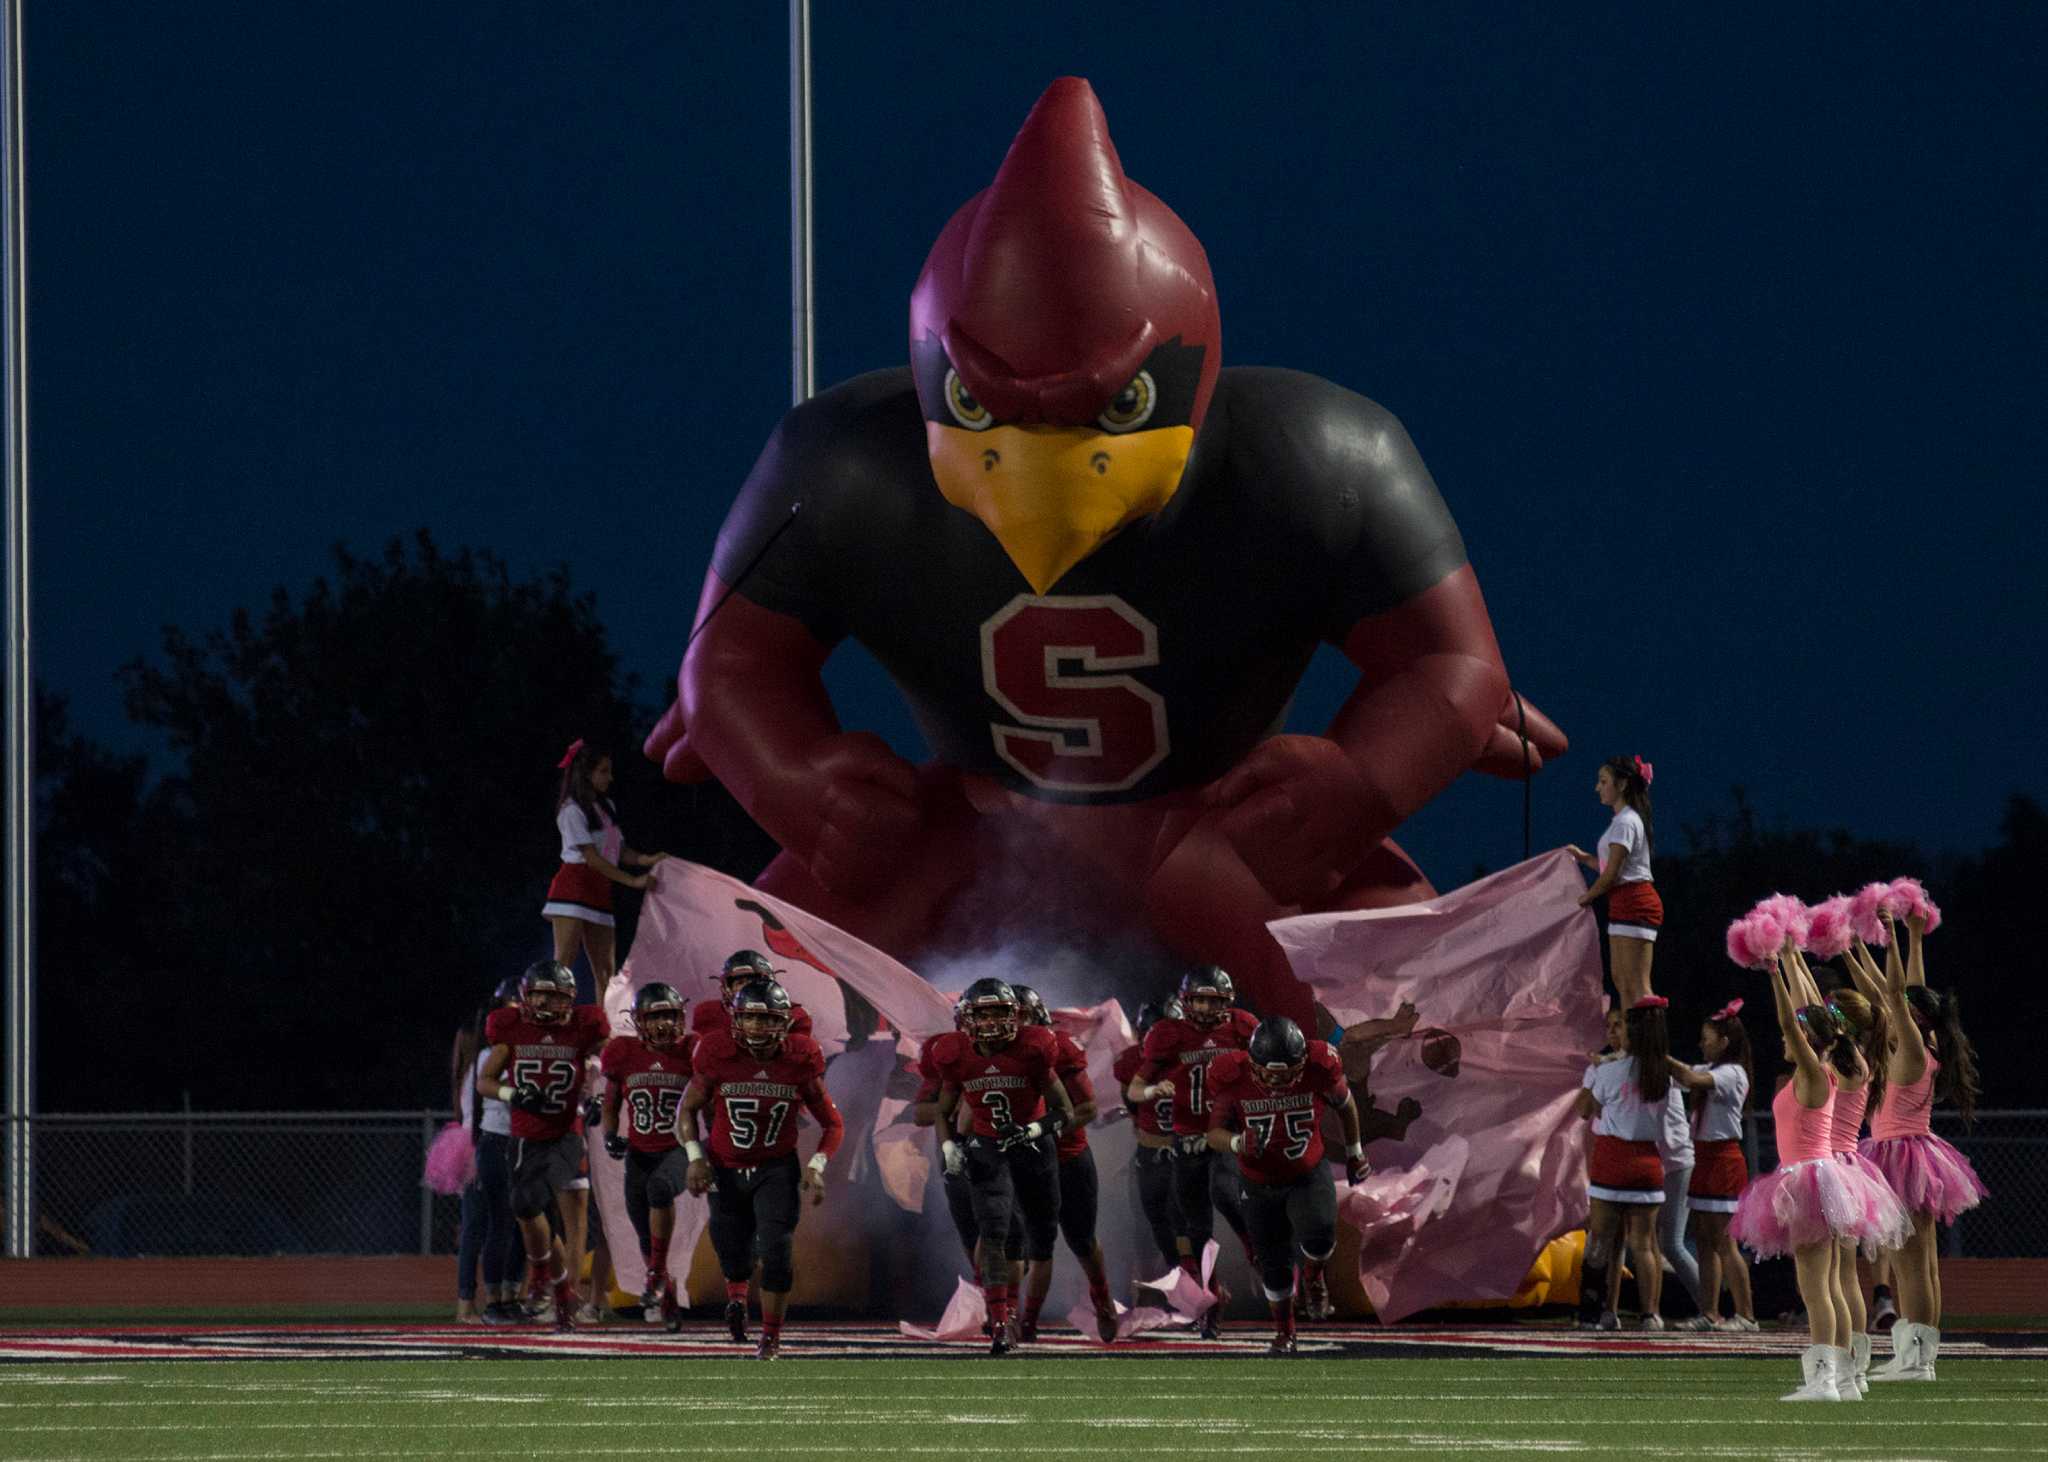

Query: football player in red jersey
1206 1016 1370 1355
1126 965 1262 1336
691 949 816 1040
1010 986 1117 1342
599 982 694 1331
682 978 843 1360
930 978 1075 1355
1111 998 1186 1271
915 997 1025 1297
476 960 610 1328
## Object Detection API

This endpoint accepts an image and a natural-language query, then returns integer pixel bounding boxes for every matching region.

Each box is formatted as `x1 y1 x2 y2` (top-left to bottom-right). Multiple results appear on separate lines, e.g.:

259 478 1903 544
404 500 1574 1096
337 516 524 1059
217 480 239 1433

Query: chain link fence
1747 1108 2041 1258
6 1112 461 1258
5 1108 2044 1260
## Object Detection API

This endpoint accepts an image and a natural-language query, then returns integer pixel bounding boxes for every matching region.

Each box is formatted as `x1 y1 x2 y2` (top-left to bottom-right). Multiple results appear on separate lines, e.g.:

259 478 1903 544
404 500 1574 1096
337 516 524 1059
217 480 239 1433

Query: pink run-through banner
592 860 960 1294
1267 849 1603 1322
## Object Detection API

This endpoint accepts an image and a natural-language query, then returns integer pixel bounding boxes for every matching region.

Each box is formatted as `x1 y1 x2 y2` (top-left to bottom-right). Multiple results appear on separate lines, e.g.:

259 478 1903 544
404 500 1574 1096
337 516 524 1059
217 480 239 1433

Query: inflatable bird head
910 78 1221 593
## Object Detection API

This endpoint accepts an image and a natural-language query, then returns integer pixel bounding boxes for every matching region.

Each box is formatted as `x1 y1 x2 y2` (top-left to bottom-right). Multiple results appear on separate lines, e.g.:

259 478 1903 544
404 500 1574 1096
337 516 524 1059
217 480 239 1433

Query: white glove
941 1140 965 1178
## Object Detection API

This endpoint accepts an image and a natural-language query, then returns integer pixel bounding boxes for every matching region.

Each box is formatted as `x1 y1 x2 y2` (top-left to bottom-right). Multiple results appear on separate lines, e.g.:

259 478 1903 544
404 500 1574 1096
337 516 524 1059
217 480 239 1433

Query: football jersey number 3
981 595 1170 793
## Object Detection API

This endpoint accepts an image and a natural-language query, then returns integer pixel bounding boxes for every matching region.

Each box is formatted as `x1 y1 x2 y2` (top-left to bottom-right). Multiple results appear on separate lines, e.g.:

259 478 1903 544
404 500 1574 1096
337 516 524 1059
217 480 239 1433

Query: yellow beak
927 422 1195 593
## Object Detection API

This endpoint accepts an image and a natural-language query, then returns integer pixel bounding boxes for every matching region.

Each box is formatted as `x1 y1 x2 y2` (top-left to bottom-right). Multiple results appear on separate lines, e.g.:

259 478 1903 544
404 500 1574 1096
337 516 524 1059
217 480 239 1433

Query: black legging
1130 1144 1183 1268
463 1131 521 1292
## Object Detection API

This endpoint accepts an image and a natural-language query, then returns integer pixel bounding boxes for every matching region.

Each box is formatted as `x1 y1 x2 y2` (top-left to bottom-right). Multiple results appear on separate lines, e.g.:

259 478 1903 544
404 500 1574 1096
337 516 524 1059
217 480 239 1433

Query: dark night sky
26 4 2048 881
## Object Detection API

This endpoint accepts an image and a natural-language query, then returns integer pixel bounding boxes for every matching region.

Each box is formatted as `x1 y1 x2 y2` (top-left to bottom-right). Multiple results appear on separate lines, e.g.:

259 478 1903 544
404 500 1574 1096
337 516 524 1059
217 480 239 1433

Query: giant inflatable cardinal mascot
646 78 1565 1025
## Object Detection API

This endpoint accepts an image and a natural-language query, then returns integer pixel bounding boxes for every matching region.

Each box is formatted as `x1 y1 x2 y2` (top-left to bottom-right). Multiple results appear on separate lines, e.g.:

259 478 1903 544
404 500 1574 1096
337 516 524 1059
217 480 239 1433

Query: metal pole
2 0 32 1262
788 0 814 404
417 1113 434 1256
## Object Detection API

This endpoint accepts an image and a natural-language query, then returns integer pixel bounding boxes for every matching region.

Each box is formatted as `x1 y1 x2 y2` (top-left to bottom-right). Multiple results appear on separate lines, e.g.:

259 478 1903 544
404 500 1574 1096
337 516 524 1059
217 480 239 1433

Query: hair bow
1630 994 1669 1010
1632 755 1655 787
1710 998 1744 1022
556 738 586 770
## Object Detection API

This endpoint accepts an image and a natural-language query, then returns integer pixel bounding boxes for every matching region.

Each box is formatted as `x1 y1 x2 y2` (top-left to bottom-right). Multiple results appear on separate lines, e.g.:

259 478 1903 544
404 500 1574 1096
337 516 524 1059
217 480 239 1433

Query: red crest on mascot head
911 77 1221 433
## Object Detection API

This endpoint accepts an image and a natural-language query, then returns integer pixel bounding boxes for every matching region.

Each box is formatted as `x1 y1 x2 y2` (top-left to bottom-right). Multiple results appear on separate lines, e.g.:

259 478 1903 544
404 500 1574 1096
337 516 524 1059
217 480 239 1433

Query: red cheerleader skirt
1588 1135 1664 1202
1607 881 1664 939
543 862 614 925
1687 1138 1748 1212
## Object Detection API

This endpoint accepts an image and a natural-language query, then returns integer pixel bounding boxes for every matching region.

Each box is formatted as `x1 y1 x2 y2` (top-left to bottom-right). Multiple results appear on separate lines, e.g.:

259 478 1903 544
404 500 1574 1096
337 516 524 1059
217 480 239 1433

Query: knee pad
510 1175 552 1221
758 1232 795 1293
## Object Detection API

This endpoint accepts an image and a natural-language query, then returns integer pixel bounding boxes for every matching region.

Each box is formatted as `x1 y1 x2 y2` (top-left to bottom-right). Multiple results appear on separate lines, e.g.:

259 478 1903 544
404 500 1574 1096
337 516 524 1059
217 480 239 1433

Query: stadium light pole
789 0 813 405
2 0 32 1261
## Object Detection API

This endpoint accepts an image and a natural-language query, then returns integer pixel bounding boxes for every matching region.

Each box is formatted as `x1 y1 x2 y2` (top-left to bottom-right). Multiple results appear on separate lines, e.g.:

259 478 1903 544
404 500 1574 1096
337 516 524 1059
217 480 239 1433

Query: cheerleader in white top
1577 996 1686 1329
1570 754 1660 1007
1666 999 1757 1330
543 740 673 989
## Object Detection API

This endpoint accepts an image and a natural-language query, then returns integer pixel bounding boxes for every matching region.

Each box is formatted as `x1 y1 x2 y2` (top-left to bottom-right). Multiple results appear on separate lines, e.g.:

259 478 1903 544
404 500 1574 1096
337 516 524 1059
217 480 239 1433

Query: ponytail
1705 1010 1755 1112
1601 755 1655 854
1627 1004 1672 1102
1908 986 1980 1128
1797 1002 1859 1081
1829 988 1888 1118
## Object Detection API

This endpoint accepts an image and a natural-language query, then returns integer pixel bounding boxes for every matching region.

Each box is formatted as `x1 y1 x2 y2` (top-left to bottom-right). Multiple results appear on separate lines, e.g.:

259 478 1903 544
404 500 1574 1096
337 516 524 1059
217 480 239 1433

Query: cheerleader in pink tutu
1730 949 1905 1401
1846 897 1986 1383
1814 981 1908 1393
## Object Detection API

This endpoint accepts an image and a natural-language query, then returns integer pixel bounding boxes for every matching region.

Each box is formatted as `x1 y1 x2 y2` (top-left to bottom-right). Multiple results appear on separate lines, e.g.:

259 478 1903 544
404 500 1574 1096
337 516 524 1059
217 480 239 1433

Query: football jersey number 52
511 1058 578 1114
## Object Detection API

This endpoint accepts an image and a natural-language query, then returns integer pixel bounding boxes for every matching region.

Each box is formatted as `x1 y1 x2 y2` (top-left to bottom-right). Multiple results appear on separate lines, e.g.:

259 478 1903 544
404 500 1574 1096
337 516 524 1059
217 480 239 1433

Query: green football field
4 1355 2045 1461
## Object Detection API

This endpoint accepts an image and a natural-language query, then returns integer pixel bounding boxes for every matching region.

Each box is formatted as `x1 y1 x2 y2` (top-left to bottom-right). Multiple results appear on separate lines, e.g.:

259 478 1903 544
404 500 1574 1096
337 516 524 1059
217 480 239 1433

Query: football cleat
1302 1270 1333 1322
552 1279 578 1331
1093 1294 1118 1343
1018 1316 1038 1344
725 1299 750 1343
1267 1331 1298 1357
989 1328 1013 1357
1198 1283 1229 1341
661 1281 683 1334
756 1332 781 1361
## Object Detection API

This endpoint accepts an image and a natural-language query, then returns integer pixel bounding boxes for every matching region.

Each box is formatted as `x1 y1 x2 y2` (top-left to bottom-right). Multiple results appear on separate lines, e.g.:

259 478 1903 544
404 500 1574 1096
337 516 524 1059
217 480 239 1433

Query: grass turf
3 1356 2045 1460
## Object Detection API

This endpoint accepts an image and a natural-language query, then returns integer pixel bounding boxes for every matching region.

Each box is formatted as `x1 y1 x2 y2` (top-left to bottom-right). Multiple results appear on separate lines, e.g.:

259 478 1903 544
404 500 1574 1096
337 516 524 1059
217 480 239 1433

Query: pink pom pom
1752 893 1812 952
1887 876 1943 934
422 1121 476 1195
1725 909 1785 970
1804 896 1856 958
1850 882 1893 946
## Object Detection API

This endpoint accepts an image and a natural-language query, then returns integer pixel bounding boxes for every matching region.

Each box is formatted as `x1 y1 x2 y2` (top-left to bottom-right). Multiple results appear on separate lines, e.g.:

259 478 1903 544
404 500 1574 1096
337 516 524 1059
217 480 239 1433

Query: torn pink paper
629 859 961 1054
1063 1295 1179 1343
1269 850 1603 1322
899 1276 988 1342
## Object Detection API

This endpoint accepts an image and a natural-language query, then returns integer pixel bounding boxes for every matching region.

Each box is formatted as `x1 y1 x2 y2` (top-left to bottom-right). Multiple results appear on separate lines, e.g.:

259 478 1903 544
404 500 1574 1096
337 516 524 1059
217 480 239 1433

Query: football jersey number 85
626 1087 682 1137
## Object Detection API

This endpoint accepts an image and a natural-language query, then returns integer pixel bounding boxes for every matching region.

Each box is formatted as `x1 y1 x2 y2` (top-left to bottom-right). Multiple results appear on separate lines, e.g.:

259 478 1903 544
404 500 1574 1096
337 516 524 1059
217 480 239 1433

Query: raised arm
1767 958 1828 1107
1905 913 1928 989
1783 944 1824 1008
